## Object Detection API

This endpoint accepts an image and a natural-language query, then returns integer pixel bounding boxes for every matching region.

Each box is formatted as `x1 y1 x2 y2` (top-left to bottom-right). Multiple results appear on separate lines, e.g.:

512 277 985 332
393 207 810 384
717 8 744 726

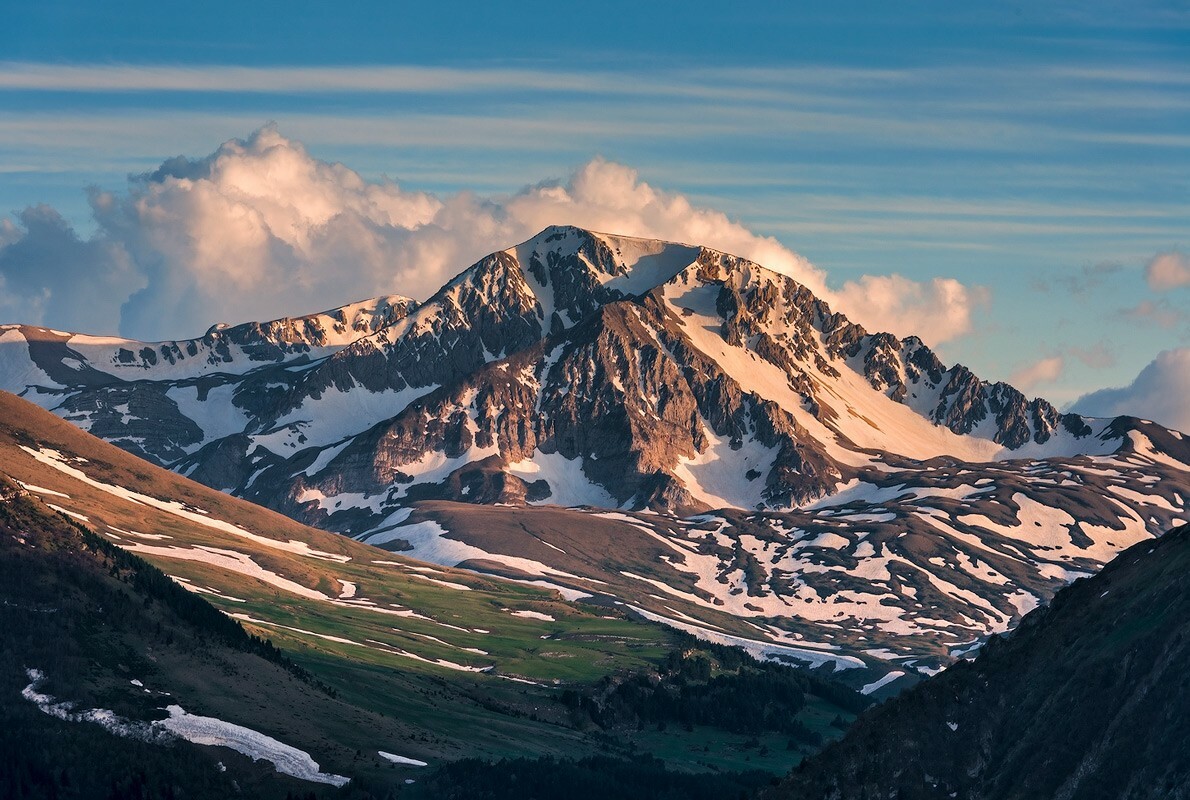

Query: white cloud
1071 348 1190 433
0 125 986 345
1145 251 1190 291
1009 355 1065 390
833 274 989 347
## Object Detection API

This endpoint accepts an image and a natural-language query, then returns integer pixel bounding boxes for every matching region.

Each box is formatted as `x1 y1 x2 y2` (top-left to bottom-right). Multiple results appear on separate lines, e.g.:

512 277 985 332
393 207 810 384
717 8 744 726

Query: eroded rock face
4 224 1188 679
0 225 1182 532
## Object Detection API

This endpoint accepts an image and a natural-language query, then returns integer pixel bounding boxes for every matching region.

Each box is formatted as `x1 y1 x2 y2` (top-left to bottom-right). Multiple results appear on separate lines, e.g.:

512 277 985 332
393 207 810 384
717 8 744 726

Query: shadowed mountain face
0 475 367 798
1 225 1188 678
769 523 1190 800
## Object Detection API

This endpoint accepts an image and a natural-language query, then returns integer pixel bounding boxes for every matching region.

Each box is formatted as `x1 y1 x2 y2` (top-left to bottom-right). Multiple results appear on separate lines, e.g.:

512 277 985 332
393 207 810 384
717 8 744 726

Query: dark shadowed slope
770 522 1190 800
0 478 364 798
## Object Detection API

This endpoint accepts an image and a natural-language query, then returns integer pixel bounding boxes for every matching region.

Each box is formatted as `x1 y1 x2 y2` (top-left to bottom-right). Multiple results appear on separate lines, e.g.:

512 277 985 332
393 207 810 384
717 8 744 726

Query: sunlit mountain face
5 225 1186 681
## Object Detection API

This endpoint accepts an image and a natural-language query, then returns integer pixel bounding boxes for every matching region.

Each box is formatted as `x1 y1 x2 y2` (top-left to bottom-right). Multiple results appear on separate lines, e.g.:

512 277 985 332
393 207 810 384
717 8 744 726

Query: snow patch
159 705 349 786
378 751 428 767
21 669 348 786
860 670 905 695
508 451 620 508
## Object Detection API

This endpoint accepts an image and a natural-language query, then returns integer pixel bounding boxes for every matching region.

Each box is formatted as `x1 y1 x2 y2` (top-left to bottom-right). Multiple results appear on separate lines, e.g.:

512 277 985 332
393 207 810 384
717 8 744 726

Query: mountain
2 225 1188 677
0 389 863 794
0 294 415 463
768 522 1190 800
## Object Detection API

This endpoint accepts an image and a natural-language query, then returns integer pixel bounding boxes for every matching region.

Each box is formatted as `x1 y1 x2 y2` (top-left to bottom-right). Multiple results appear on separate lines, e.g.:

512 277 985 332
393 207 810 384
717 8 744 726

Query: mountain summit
2 225 1187 675
0 225 1153 516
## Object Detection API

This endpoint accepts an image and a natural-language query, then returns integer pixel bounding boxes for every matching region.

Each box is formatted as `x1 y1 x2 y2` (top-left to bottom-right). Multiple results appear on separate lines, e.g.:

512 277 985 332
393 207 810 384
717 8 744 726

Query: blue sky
0 1 1187 416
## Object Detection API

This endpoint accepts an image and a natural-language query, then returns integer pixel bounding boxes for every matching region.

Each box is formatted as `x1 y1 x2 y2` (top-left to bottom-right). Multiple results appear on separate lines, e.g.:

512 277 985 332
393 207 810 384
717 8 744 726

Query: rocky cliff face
2 225 1187 676
0 225 1178 524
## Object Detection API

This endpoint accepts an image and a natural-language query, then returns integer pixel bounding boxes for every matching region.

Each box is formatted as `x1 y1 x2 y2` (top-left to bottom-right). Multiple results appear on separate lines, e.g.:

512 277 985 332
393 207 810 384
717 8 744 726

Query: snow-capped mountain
2 225 1187 673
0 294 415 462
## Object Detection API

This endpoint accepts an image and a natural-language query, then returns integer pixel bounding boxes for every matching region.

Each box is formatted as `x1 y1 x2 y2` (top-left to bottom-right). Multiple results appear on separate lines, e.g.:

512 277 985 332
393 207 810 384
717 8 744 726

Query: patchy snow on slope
407 573 472 591
593 233 700 295
661 279 874 469
21 445 350 563
23 668 159 739
46 504 89 522
502 577 594 601
125 543 330 601
170 575 248 603
628 606 865 671
17 481 70 498
268 383 436 452
303 438 355 477
658 275 1119 470
1127 430 1190 471
22 668 348 785
66 335 257 381
804 479 913 510
392 441 501 499
165 384 250 449
0 329 61 391
860 670 906 695
371 516 586 582
671 421 777 510
994 418 1120 460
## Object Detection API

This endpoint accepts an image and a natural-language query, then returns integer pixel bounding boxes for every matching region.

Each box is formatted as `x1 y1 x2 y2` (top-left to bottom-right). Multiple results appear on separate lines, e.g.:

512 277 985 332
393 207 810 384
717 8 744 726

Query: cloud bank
0 125 985 344
1071 348 1190 434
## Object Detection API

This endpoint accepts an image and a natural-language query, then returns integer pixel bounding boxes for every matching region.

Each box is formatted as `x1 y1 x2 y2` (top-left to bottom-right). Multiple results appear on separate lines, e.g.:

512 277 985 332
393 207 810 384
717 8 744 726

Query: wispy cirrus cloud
0 61 924 104
1118 299 1188 330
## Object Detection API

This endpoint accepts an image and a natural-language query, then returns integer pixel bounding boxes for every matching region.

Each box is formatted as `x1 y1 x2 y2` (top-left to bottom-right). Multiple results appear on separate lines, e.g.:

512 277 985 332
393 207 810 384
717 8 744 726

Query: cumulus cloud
833 274 989 349
1071 348 1190 433
1009 355 1065 390
1145 251 1190 291
0 125 986 343
0 205 139 333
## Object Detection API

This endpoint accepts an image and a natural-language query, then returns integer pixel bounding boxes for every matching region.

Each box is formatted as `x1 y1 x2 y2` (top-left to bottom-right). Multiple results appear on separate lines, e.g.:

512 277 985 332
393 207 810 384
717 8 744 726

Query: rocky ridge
1 225 1187 675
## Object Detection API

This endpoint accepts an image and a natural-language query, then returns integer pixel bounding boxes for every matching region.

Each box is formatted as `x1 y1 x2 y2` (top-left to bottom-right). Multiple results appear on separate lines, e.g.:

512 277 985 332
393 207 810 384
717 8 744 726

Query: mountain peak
511 225 704 303
1 228 1187 684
